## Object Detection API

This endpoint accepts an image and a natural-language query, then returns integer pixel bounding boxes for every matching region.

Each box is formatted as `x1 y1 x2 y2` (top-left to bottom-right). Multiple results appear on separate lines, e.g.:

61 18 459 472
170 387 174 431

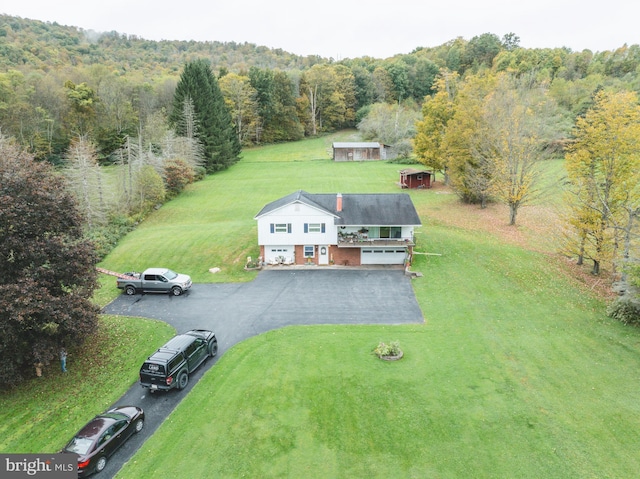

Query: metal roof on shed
332 142 381 148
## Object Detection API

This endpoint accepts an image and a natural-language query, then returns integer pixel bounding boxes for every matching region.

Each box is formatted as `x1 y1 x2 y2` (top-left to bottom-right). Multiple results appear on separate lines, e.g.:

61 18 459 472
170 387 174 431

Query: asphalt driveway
98 268 423 478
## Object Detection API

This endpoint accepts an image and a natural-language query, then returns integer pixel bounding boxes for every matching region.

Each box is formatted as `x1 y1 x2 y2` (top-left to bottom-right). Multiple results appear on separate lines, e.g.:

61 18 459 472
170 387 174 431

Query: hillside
0 14 327 74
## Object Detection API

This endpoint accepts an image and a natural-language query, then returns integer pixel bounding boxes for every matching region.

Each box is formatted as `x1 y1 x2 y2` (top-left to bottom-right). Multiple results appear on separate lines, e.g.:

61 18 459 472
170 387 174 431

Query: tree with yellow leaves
479 73 555 225
413 71 459 184
564 90 640 275
441 72 497 204
440 72 560 223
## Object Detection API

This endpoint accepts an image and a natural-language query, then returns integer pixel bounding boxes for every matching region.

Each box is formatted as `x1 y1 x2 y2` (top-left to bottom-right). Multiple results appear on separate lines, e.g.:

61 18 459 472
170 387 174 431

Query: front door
318 245 329 265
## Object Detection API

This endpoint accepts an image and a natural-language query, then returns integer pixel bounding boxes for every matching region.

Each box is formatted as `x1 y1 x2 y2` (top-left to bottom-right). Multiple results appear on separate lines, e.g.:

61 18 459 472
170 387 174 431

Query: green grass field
0 316 175 453
3 131 640 478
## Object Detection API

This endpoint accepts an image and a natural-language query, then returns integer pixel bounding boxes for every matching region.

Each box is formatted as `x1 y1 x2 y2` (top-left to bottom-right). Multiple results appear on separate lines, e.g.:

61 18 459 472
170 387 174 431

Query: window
168 355 184 373
142 362 164 374
185 339 200 357
304 246 314 258
304 223 325 233
379 227 402 239
270 223 291 233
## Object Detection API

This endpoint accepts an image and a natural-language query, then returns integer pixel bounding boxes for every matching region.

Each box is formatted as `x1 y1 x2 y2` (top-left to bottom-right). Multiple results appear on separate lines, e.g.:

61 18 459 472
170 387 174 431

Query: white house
254 190 421 266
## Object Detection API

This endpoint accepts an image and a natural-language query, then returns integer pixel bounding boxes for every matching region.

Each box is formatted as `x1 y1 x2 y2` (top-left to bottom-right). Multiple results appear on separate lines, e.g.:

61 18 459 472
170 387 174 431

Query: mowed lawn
106 133 640 478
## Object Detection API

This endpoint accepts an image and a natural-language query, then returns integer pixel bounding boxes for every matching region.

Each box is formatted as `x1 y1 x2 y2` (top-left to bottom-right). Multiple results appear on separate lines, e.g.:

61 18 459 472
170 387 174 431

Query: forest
1 13 640 322
2 14 640 163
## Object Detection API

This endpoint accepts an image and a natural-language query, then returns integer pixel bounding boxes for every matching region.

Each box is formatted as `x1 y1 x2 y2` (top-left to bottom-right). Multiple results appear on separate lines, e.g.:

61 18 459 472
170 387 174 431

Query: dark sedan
62 405 144 476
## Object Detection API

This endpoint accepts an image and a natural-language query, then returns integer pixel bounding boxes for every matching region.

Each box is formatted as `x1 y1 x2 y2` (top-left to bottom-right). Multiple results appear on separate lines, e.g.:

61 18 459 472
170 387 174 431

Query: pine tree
169 59 241 173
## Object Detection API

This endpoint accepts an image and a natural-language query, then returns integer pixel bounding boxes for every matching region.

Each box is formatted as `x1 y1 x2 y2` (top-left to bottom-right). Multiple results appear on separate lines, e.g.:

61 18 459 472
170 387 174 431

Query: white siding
256 202 337 246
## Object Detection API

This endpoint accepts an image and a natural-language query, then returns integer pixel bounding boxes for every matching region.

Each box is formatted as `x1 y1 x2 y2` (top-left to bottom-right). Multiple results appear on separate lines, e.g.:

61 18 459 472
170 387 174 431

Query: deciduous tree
0 134 99 386
414 71 459 184
219 72 259 146
63 136 109 228
479 73 553 225
564 90 640 275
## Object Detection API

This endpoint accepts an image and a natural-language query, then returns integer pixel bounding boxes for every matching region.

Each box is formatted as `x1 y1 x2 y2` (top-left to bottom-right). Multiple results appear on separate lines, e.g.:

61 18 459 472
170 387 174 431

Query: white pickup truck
116 268 192 296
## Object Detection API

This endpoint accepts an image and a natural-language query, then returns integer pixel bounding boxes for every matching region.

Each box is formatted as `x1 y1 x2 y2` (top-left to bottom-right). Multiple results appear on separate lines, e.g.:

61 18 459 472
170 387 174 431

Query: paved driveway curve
98 269 423 478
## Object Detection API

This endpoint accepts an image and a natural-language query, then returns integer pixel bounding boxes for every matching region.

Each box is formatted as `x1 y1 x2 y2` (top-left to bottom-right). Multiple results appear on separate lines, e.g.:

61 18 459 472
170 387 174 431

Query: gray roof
255 190 421 226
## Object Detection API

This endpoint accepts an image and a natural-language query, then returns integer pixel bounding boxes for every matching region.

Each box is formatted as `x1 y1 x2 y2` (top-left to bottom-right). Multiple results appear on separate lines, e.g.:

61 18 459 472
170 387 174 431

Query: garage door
361 248 407 265
265 246 294 264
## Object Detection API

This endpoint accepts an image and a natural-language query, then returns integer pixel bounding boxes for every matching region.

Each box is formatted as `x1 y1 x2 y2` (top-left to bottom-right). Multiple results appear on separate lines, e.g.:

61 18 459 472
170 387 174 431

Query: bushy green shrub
607 295 640 325
193 166 207 181
86 214 136 259
373 340 402 357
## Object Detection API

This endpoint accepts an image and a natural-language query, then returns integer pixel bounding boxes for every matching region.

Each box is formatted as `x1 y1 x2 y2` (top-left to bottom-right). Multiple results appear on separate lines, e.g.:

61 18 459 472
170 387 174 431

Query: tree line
413 69 640 323
3 15 640 167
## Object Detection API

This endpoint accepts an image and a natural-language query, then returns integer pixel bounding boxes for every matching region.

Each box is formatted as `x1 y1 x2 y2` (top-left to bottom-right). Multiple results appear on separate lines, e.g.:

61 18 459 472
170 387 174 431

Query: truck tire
125 285 136 296
209 339 218 357
171 286 183 296
177 371 189 390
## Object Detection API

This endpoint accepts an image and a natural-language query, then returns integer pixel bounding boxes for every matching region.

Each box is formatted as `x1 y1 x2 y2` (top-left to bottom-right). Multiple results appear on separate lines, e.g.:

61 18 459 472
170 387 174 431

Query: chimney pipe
336 193 343 212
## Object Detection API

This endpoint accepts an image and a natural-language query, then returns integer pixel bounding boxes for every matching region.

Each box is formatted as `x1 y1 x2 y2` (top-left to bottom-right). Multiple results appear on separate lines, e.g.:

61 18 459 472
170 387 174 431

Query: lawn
0 316 175 453
4 131 640 478
116 223 640 478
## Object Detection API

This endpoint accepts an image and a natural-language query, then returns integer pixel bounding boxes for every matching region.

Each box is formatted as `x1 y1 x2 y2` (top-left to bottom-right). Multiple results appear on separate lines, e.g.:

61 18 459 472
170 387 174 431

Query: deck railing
337 237 415 248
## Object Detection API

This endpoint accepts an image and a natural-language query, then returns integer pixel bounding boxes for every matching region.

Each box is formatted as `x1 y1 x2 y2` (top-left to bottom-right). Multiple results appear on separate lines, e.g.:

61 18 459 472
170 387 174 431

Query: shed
398 168 434 189
332 142 391 161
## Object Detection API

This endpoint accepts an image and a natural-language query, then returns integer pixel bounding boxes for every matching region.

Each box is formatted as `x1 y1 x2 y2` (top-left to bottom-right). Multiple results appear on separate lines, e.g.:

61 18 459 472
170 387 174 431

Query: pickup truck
139 329 217 392
116 268 192 296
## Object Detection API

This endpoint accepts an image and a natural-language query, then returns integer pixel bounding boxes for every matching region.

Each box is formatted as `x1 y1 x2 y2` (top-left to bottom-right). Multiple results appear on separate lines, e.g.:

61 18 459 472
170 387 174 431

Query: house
398 168 434 189
254 190 422 266
332 142 392 161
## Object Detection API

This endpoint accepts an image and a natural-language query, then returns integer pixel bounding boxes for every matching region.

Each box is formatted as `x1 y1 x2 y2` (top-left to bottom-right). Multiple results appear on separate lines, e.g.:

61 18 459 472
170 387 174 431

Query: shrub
193 166 207 181
164 158 195 198
133 165 165 214
86 214 136 259
607 295 640 325
373 340 402 358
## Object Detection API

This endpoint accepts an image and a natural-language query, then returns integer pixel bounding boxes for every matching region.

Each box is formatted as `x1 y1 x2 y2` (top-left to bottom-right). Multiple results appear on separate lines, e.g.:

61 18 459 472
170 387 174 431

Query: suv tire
177 371 189 390
171 286 182 296
209 340 218 357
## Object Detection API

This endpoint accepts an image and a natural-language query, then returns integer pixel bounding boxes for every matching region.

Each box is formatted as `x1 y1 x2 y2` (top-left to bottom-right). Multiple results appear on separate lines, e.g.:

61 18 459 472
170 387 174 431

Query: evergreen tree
169 59 241 173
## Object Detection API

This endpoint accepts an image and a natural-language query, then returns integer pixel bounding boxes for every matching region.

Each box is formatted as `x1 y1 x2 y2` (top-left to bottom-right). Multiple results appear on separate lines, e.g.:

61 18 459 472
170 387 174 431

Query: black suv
139 329 217 393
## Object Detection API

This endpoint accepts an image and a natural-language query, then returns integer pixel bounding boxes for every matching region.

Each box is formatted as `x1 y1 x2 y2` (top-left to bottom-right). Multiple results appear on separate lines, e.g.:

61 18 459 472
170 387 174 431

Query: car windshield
65 437 94 455
164 270 178 280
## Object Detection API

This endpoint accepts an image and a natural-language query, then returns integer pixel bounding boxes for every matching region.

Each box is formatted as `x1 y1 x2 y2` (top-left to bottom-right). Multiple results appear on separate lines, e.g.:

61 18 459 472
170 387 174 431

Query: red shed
398 169 434 189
